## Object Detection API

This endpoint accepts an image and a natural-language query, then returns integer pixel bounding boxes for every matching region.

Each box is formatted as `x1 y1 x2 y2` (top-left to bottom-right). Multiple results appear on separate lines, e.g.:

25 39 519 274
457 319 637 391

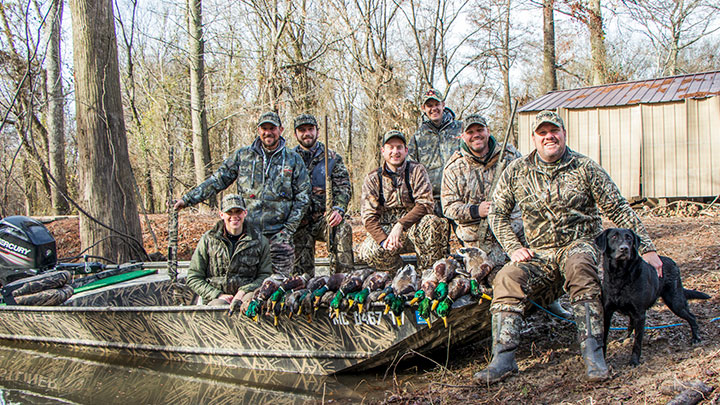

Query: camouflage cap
257 111 282 128
533 110 564 132
463 114 488 131
382 130 406 145
422 88 444 104
293 113 318 130
221 194 246 212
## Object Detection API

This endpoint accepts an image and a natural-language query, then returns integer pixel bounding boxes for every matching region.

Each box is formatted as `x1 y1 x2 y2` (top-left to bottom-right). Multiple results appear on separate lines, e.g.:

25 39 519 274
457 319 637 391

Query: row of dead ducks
228 247 494 328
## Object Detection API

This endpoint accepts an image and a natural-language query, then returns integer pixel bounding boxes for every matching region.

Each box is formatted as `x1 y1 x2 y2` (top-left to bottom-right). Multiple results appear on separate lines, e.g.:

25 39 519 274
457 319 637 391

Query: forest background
1 0 719 262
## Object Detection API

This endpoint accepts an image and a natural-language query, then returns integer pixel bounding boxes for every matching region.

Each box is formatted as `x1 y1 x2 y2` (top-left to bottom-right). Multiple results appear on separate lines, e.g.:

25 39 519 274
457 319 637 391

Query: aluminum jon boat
0 260 561 376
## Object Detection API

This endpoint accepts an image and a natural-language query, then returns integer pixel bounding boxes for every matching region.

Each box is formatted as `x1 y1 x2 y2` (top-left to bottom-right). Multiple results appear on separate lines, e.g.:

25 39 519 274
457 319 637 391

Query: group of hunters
174 87 664 384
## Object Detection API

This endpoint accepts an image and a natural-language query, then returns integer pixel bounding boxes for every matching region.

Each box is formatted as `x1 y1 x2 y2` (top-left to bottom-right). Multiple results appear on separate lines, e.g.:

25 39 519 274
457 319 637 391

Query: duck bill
334 308 340 319
431 300 439 311
482 293 493 301
306 314 313 323
274 316 279 326
408 297 419 306
377 293 387 301
358 303 364 313
442 316 448 328
252 315 259 323
347 299 355 307
395 315 403 326
383 305 391 315
425 318 432 329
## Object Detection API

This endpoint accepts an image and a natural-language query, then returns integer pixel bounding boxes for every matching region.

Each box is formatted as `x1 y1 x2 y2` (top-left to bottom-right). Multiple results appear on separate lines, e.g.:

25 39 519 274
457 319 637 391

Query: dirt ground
43 206 720 404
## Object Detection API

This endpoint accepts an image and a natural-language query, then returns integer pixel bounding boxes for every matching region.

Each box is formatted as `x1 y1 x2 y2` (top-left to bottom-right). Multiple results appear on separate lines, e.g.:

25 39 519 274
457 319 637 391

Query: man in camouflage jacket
475 111 664 385
441 114 523 269
187 195 272 305
357 130 448 273
175 112 311 276
291 114 354 276
408 87 462 215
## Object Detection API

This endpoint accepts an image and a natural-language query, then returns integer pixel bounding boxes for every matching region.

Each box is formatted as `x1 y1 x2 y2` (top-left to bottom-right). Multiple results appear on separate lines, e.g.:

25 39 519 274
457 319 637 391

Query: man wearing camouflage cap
475 110 663 384
292 113 354 276
441 113 523 269
408 87 462 216
175 111 310 277
187 194 272 306
357 130 448 273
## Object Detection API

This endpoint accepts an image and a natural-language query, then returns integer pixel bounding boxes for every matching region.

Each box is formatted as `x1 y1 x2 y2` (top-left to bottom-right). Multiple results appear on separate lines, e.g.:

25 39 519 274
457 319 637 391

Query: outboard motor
0 216 57 285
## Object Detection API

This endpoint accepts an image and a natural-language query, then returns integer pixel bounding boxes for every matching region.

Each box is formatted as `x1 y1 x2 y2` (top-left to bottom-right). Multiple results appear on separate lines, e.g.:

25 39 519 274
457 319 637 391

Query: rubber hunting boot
574 301 609 381
473 311 521 385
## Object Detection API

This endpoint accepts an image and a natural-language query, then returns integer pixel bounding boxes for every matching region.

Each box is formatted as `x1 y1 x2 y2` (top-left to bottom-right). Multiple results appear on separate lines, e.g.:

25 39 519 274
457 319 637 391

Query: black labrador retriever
595 228 710 366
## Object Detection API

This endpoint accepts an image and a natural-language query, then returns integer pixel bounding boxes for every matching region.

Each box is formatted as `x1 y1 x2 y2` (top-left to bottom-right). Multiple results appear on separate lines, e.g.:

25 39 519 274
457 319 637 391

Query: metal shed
517 71 720 199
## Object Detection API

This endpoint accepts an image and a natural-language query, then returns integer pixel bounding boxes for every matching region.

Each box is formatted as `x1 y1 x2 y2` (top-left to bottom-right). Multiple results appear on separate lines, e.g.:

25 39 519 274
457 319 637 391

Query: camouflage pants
489 239 601 315
268 231 296 277
357 214 449 274
293 217 354 277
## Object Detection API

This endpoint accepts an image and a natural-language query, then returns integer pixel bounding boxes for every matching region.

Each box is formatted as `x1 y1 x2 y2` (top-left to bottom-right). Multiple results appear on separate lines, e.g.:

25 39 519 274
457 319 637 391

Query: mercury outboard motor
0 216 57 285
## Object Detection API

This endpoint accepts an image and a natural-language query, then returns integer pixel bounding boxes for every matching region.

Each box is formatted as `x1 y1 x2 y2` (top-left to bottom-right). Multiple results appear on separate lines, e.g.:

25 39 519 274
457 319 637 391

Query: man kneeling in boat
357 130 449 273
187 194 273 305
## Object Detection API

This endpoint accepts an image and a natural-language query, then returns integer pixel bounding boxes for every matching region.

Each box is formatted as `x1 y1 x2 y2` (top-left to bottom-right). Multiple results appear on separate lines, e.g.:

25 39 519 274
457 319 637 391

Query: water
0 344 394 404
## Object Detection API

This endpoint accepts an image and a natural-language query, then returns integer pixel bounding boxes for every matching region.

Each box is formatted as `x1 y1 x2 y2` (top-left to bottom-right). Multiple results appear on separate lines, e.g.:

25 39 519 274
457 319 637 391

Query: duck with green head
313 272 345 307
350 271 390 313
430 257 459 311
382 264 418 326
457 247 494 299
435 275 471 328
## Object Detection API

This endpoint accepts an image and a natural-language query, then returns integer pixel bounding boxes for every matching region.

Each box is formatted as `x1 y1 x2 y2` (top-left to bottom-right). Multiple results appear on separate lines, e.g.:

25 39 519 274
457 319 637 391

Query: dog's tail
684 289 711 300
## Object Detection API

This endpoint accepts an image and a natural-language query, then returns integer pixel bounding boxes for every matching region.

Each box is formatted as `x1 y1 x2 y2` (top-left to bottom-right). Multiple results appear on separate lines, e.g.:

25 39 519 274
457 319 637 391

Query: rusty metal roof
519 70 720 112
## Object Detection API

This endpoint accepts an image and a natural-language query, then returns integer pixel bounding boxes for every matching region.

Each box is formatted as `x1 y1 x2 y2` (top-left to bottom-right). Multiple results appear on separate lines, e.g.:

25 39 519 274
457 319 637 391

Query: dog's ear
595 229 609 252
633 230 641 252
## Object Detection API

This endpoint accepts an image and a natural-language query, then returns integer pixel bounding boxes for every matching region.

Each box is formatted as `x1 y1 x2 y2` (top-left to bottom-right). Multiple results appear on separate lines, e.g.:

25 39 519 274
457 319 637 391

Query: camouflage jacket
489 148 657 255
408 108 462 199
181 137 311 236
187 221 273 302
361 159 435 243
441 138 522 242
293 141 352 220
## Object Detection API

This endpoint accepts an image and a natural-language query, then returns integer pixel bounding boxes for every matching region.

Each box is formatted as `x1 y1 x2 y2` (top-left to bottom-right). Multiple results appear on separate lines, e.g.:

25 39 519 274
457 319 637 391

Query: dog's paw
629 357 640 367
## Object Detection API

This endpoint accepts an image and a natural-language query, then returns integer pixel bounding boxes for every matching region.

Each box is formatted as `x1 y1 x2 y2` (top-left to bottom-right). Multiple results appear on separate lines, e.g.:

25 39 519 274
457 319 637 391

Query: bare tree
187 0 214 208
621 0 720 76
69 0 145 262
44 0 69 214
543 0 557 92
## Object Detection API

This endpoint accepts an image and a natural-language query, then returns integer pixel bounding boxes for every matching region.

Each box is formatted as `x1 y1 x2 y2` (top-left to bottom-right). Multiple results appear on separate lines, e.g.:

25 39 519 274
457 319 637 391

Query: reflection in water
0 344 390 404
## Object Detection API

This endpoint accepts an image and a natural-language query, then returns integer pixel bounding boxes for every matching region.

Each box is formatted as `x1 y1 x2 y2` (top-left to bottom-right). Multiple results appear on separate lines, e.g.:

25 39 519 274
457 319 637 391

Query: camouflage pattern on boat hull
0 265 564 375
0 345 355 404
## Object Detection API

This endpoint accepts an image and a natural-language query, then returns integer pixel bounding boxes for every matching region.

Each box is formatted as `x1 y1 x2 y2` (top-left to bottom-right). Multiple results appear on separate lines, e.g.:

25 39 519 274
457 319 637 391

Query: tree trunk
187 0 215 208
501 0 511 122
542 0 557 93
44 0 70 215
69 0 145 263
588 0 608 85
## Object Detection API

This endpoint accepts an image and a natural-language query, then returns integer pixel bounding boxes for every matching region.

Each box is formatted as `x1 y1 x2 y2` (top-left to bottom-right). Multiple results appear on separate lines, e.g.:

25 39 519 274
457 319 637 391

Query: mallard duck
435 276 472 328
331 269 373 317
409 268 439 327
431 257 460 311
284 289 308 320
351 271 391 313
457 247 493 301
270 275 307 311
313 273 345 307
383 264 418 326
243 276 283 321
409 268 438 305
297 290 314 322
